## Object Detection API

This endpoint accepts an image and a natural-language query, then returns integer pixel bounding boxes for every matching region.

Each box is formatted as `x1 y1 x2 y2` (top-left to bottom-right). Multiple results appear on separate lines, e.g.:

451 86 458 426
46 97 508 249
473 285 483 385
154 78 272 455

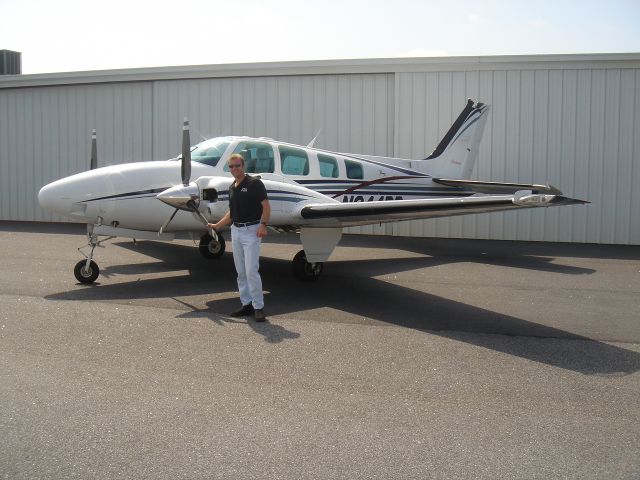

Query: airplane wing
300 192 588 227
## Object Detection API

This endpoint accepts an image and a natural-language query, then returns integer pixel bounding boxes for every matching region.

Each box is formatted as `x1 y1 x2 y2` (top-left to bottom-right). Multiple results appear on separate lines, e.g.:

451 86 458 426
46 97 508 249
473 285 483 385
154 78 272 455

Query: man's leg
231 226 252 307
243 224 264 310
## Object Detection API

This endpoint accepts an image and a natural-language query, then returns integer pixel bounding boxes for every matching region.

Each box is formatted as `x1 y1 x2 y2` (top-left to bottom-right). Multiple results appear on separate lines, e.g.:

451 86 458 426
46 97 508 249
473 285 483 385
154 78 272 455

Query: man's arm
257 199 270 238
209 210 231 231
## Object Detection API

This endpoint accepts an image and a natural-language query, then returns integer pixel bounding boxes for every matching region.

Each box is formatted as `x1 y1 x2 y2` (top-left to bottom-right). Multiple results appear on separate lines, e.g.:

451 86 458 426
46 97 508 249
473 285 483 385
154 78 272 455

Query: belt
233 220 261 227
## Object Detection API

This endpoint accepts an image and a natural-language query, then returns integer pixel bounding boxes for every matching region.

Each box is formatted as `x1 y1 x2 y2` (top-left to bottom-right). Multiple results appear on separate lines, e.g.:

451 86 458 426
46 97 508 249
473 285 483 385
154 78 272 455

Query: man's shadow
172 297 300 344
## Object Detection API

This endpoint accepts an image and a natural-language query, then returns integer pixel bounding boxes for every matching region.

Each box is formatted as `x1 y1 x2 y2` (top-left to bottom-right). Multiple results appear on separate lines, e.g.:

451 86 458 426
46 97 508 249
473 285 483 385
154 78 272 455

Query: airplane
37 99 587 284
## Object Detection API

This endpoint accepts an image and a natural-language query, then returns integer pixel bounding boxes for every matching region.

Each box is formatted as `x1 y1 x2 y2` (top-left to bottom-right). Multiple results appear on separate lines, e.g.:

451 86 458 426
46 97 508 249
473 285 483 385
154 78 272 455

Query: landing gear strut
292 250 323 281
74 233 100 284
73 225 113 284
199 232 225 259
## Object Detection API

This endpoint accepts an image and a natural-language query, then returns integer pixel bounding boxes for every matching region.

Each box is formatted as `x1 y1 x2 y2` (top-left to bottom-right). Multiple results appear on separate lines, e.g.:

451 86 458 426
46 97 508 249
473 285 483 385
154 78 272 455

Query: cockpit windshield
190 137 233 167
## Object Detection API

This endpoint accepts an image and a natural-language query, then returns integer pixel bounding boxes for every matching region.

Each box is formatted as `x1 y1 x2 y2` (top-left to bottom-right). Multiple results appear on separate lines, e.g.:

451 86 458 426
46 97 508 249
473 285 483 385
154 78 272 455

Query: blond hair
228 153 245 165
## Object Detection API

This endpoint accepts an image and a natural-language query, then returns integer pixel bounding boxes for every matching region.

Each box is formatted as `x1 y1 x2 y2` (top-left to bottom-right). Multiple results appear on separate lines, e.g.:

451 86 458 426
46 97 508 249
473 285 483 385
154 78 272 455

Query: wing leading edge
300 193 588 227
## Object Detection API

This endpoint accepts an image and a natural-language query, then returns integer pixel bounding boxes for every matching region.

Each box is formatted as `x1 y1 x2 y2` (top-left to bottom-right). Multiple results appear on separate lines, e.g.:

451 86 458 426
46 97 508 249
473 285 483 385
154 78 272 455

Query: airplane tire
74 260 99 284
292 250 323 281
199 233 225 259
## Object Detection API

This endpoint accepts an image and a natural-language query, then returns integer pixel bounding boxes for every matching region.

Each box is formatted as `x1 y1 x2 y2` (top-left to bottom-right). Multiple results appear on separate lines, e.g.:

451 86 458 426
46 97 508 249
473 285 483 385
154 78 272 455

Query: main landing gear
292 250 323 281
198 232 225 259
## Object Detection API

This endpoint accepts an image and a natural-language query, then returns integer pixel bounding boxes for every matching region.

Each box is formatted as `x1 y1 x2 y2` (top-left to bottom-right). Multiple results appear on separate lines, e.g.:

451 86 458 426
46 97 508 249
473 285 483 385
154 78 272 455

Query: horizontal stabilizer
433 178 563 195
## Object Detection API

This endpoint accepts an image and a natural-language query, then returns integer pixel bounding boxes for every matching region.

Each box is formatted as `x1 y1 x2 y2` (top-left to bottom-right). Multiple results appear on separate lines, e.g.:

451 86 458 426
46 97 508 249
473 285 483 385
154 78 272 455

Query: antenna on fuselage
307 128 322 148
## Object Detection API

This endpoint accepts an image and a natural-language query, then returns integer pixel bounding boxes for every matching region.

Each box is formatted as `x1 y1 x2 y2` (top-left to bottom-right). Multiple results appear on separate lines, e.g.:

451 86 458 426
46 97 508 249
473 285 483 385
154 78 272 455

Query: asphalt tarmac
1 221 639 479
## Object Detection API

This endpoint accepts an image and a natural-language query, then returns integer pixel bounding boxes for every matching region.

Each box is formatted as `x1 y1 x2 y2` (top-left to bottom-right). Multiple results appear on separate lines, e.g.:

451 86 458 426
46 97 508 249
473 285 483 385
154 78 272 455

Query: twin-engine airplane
38 100 587 283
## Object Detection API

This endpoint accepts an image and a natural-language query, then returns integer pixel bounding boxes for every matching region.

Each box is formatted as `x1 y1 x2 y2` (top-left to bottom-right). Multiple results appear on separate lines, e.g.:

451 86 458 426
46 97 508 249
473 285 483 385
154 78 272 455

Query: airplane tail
419 99 490 180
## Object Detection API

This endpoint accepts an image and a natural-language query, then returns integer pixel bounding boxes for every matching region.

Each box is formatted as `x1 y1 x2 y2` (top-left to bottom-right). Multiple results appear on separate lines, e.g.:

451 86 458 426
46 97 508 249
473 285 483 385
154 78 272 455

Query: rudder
421 99 490 179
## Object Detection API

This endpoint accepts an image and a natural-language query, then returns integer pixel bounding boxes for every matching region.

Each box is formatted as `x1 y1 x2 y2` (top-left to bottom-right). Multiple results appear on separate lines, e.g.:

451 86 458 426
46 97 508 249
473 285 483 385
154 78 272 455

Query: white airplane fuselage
38 136 462 232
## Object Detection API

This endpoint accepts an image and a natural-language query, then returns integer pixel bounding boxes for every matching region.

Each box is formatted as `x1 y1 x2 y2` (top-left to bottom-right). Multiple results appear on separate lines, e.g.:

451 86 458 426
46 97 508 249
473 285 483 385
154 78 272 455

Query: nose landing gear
74 259 99 284
73 224 114 284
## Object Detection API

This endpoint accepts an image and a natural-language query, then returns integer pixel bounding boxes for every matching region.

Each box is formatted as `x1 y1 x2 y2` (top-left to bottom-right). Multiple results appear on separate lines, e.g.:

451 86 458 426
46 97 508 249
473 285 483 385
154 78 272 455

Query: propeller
157 118 217 240
181 118 191 186
87 129 98 238
90 129 97 170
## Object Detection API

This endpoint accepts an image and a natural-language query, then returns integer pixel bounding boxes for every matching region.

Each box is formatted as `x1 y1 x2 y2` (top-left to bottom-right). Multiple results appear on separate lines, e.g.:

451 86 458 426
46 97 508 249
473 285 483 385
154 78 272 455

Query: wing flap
300 194 587 227
433 178 563 195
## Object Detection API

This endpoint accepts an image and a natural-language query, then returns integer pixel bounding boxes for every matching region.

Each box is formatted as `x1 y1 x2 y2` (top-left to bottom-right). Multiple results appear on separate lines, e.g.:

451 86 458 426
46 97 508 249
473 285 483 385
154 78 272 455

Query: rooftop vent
0 50 22 75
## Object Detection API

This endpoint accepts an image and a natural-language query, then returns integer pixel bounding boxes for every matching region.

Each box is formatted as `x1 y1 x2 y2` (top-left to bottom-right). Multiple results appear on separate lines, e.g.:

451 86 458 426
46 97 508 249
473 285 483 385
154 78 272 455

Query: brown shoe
254 309 266 322
230 304 254 317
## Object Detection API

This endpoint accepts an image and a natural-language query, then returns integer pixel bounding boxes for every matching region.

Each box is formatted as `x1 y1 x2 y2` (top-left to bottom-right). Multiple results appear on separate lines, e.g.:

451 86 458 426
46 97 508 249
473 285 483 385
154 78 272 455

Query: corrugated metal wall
393 68 640 244
152 74 394 160
0 83 153 222
0 56 638 244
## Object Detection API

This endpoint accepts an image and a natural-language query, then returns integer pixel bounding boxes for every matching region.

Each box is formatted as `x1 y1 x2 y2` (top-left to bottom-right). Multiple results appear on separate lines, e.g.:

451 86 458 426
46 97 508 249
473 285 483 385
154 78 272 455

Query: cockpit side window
223 141 275 173
345 159 363 179
191 138 232 167
280 146 310 176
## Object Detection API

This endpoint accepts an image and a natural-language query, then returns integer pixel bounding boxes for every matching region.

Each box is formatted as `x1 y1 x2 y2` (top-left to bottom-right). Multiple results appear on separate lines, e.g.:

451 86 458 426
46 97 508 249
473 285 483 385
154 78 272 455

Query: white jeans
231 224 264 309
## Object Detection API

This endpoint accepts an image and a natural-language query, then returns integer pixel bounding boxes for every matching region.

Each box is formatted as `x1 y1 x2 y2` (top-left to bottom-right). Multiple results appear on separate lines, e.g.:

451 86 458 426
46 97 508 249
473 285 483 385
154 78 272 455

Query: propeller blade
159 208 179 235
186 199 207 224
185 199 217 241
181 117 191 186
90 129 97 170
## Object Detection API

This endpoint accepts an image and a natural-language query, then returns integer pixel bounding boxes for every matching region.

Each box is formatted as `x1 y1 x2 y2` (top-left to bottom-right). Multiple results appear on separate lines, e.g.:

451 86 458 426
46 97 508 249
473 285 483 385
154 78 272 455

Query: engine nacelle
197 177 232 221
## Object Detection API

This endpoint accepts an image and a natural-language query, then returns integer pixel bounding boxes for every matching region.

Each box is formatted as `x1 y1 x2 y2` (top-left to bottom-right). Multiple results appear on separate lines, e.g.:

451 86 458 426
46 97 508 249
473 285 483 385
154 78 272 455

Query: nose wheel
74 260 100 284
292 250 323 281
73 225 113 284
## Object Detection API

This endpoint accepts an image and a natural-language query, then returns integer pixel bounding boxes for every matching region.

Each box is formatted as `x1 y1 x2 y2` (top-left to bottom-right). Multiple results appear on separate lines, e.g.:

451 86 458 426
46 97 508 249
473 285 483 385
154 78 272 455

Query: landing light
513 191 554 206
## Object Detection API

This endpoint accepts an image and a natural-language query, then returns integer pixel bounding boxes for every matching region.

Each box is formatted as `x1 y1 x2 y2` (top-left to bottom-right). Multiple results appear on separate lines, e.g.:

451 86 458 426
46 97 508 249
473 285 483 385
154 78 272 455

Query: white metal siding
393 68 640 244
1 55 638 244
151 74 394 160
0 83 153 222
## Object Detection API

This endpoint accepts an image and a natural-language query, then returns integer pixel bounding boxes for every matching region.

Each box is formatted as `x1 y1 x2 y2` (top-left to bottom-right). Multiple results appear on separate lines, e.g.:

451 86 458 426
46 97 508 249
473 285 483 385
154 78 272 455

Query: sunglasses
228 163 243 169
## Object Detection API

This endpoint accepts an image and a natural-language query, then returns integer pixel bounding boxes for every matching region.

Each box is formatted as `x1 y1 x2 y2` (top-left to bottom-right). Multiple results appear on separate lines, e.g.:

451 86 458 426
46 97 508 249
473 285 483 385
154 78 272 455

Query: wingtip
555 196 590 205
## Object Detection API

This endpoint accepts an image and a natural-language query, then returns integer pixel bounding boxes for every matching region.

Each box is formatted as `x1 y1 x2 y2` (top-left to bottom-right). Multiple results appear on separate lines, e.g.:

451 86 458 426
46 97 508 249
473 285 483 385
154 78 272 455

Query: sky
1 0 639 74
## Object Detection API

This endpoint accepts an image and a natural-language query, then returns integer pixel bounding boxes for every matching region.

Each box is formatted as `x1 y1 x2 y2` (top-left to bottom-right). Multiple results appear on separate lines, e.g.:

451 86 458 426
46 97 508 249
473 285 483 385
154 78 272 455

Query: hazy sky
2 0 639 74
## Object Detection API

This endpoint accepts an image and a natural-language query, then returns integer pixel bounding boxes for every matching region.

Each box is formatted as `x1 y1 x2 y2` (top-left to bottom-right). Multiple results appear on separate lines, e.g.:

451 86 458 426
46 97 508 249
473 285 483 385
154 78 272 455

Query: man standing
209 153 270 321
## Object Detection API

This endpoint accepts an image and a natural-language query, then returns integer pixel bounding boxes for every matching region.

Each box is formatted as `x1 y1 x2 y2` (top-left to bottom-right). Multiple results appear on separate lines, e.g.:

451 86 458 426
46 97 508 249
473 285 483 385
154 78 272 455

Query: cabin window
224 141 275 173
280 146 310 176
318 154 339 178
345 159 363 179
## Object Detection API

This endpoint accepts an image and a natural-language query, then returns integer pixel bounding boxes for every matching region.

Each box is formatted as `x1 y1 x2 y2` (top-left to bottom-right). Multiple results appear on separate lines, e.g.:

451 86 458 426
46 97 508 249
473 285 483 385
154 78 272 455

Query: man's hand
257 224 268 238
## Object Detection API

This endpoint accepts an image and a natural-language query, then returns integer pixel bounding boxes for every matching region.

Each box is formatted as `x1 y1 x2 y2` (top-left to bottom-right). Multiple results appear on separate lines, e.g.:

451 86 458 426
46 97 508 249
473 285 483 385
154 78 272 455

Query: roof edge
2 52 640 89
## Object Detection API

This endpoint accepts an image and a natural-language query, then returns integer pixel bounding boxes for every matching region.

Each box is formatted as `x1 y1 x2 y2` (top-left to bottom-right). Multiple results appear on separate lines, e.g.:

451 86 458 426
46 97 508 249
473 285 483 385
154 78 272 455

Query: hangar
0 53 638 244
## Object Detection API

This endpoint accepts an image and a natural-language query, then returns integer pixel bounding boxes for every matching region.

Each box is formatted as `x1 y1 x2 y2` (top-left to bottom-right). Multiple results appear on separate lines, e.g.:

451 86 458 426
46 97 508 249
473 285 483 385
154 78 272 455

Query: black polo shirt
229 175 268 224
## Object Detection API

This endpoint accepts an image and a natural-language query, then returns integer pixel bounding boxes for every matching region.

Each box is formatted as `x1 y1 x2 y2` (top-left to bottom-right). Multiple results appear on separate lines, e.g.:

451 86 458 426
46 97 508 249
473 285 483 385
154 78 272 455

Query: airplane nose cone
156 183 200 210
38 180 71 215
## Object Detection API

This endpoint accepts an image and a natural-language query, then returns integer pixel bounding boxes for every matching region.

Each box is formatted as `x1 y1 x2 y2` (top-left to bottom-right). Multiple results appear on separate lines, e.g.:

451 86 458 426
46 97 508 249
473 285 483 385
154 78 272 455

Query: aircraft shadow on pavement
45 238 640 376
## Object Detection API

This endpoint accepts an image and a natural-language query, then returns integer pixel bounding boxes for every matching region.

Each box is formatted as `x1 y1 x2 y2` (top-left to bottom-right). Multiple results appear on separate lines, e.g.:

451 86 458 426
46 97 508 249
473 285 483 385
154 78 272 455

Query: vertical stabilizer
421 100 490 179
